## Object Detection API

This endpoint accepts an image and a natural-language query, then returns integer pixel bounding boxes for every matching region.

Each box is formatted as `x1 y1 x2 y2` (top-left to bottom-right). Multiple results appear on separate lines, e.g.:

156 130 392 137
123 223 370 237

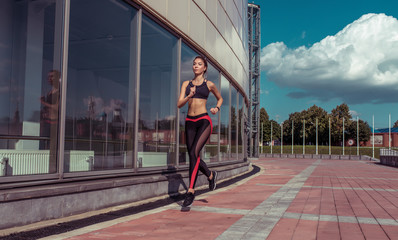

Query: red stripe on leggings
185 115 211 122
186 115 213 135
190 156 201 189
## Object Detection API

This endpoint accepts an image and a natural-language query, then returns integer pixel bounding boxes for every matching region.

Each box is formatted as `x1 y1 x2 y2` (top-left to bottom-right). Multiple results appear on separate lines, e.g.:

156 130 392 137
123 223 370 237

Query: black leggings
185 113 213 189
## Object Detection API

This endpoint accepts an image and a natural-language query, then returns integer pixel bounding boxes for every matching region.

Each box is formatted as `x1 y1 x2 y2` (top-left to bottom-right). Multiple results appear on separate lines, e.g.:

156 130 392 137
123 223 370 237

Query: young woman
177 56 223 207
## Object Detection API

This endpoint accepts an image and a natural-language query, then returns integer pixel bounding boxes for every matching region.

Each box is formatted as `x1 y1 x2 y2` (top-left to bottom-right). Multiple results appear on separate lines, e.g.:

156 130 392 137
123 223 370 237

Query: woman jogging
177 56 223 207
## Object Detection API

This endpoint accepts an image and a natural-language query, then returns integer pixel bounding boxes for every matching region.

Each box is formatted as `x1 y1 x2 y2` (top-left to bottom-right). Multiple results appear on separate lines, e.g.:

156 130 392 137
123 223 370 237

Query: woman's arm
40 91 60 110
208 81 223 115
177 81 195 108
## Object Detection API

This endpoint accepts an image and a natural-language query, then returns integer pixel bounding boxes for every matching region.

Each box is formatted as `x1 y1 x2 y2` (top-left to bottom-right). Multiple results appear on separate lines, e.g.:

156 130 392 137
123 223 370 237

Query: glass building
0 0 250 229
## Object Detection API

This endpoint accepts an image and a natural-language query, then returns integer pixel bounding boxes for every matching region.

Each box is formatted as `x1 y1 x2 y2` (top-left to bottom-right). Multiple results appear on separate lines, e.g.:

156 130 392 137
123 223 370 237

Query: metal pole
329 118 331 155
343 117 345 155
281 122 283 154
271 122 273 154
292 120 294 154
316 118 318 155
357 116 359 156
372 115 374 158
261 123 263 154
303 120 305 155
389 113 391 150
156 112 159 152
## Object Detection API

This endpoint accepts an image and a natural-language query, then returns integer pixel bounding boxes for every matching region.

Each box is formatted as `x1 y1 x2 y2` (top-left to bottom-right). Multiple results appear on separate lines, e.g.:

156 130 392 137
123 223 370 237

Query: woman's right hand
187 86 196 98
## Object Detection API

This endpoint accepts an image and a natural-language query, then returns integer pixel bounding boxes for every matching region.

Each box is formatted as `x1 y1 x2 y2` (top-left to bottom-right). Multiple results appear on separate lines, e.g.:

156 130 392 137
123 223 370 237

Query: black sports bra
185 80 210 99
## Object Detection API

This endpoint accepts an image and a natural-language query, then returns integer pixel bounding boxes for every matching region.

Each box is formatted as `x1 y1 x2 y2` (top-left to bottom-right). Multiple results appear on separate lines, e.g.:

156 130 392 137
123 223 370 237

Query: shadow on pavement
1 165 260 240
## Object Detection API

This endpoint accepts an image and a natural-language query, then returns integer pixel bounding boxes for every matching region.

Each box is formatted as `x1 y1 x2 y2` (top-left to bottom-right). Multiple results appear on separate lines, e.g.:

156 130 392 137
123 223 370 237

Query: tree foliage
346 119 371 143
261 103 372 146
260 108 269 124
330 103 351 145
259 108 269 143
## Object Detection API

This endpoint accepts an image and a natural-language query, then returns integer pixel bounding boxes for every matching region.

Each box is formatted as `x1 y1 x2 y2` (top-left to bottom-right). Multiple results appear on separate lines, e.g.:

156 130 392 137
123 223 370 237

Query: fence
0 150 94 176
262 153 376 161
379 148 398 167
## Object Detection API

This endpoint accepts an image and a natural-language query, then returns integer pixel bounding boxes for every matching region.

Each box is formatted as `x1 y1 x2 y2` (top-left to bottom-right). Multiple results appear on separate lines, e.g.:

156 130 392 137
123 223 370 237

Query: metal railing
380 148 398 156
379 148 398 167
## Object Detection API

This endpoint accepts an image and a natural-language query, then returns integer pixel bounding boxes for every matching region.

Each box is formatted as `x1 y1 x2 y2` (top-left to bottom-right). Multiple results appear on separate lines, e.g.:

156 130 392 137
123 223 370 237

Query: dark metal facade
248 3 261 157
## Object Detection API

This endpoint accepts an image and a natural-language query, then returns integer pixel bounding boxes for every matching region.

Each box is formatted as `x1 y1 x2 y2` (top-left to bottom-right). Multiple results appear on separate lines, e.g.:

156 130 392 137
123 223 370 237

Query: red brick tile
381 225 398 240
49 158 398 240
195 184 280 210
317 221 340 240
67 210 242 240
292 219 317 240
360 223 389 240
267 218 299 240
339 222 364 240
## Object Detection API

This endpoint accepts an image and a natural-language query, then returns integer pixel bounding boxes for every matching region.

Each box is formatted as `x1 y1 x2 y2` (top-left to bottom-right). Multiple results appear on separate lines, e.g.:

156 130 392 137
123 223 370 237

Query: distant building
364 127 398 147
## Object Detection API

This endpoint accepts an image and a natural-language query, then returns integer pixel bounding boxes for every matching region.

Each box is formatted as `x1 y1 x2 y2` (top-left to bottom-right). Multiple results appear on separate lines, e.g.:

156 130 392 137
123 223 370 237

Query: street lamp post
357 116 359 156
389 113 391 150
316 118 318 155
372 115 374 158
261 123 263 154
329 117 331 155
303 120 305 155
271 122 273 154
292 120 294 154
281 122 283 154
343 117 345 155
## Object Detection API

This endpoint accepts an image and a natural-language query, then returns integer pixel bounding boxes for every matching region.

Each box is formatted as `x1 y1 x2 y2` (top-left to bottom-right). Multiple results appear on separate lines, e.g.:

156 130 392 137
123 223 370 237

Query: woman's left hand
210 107 219 115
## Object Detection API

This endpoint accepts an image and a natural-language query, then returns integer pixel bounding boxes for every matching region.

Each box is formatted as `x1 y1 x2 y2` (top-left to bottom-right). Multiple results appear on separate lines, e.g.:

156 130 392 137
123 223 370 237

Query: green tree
330 103 352 145
346 119 371 143
283 111 304 145
258 108 282 145
263 119 281 144
260 107 269 124
302 105 329 145
259 108 269 144
270 119 281 142
262 120 270 143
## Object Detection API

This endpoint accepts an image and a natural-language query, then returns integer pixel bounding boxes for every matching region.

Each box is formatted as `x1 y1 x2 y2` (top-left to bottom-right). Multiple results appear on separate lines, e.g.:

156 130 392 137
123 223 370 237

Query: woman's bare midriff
187 98 207 116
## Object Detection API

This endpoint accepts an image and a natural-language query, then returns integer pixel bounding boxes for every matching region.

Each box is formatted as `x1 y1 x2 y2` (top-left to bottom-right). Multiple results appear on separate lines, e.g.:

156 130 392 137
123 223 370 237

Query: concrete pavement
5 157 398 239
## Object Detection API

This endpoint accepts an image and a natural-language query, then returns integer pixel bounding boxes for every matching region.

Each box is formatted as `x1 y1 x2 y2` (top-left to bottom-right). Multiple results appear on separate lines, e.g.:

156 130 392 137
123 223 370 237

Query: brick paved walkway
41 158 398 240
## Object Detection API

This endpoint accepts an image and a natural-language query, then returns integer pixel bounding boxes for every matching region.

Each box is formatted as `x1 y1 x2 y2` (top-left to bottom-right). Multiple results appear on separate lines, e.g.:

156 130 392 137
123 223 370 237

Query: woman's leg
185 120 198 192
185 117 212 191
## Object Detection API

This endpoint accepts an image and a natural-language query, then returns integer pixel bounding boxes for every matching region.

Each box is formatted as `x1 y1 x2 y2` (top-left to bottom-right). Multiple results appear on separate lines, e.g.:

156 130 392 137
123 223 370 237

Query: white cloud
83 96 125 117
261 13 398 104
349 110 360 119
274 114 280 122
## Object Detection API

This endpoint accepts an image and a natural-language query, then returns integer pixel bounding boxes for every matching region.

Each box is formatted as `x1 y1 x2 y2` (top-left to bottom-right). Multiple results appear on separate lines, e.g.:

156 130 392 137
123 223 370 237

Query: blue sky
252 0 398 128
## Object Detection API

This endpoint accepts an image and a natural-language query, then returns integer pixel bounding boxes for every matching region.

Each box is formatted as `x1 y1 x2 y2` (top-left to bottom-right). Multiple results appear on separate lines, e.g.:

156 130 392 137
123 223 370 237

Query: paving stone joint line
216 159 322 240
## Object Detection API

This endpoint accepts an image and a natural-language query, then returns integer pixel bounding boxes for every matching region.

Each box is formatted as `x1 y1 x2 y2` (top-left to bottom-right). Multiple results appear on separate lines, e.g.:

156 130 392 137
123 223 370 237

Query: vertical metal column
247 4 261 158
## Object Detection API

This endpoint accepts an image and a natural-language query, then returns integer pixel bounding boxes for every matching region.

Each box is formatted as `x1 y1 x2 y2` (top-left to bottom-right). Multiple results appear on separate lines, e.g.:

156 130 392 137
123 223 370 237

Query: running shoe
182 192 195 207
209 171 218 191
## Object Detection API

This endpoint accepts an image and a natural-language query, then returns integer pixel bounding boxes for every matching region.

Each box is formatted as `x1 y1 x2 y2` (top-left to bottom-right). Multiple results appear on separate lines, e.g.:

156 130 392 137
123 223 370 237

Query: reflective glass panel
178 43 198 165
0 0 62 176
203 64 220 162
138 15 178 168
65 0 137 172
238 94 244 160
220 75 230 161
231 88 238 160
